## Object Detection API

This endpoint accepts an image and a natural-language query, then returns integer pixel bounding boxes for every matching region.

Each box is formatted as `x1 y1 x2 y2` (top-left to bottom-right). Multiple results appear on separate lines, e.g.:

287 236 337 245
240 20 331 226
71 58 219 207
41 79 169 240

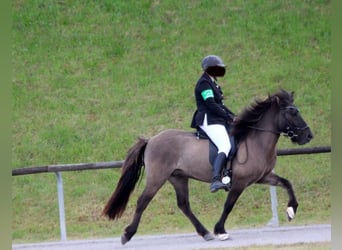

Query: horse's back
150 129 194 142
145 129 196 158
144 129 212 182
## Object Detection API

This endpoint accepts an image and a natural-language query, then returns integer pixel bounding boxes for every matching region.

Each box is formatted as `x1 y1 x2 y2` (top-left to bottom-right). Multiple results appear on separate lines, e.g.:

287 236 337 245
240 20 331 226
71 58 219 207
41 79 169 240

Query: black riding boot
210 152 227 193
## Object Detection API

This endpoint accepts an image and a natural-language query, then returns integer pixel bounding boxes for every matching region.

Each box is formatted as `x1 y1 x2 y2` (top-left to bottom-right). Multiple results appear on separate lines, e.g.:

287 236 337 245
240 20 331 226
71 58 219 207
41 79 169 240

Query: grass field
12 0 331 243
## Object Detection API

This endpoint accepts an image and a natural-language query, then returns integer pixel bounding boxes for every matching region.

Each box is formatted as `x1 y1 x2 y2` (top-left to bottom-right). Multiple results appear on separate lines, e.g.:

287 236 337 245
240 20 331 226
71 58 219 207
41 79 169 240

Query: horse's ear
268 93 279 104
272 95 280 105
290 91 295 102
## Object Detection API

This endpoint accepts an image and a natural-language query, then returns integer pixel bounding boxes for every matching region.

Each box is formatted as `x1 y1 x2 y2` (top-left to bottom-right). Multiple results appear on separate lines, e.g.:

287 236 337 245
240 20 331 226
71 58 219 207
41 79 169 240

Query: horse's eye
290 108 297 115
287 106 298 115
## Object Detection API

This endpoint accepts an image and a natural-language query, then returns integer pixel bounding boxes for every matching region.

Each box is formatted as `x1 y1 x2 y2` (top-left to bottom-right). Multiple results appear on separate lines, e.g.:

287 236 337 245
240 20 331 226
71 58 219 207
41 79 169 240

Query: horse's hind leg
258 172 298 221
121 178 166 245
168 176 214 241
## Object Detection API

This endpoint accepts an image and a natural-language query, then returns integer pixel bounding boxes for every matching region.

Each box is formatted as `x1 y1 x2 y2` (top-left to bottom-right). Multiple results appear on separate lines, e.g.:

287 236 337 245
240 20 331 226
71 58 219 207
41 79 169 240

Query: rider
191 55 235 192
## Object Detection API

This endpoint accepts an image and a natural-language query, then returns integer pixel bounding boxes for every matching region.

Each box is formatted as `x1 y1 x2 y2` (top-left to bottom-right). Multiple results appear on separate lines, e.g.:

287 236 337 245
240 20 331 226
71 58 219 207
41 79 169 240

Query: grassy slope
12 0 331 243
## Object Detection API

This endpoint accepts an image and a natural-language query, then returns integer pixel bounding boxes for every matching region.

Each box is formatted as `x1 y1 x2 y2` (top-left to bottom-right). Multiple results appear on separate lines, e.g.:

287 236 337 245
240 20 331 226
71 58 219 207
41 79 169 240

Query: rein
246 125 281 135
246 105 308 139
247 123 308 138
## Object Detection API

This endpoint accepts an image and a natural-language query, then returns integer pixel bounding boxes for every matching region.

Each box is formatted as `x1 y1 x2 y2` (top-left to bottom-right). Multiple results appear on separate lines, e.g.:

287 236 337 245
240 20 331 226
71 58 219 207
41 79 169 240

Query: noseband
283 124 308 139
281 105 308 139
247 105 308 138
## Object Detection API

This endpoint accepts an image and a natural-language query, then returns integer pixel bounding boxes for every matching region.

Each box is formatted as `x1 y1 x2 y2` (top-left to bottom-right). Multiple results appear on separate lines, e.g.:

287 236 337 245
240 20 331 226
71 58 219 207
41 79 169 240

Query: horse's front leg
214 187 244 240
258 172 298 221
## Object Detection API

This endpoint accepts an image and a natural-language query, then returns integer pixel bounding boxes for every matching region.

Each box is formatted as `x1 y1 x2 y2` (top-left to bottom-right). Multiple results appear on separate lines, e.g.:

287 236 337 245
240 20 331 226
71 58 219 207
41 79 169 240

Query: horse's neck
249 108 280 154
250 130 279 153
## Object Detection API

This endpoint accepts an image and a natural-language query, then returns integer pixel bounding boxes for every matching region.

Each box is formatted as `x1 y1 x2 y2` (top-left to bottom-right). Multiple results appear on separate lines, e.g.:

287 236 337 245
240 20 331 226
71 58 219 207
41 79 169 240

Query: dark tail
102 137 148 220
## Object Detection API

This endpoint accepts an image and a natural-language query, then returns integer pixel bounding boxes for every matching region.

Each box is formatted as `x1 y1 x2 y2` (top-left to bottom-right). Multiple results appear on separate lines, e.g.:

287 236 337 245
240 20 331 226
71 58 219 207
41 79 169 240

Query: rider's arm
200 88 231 120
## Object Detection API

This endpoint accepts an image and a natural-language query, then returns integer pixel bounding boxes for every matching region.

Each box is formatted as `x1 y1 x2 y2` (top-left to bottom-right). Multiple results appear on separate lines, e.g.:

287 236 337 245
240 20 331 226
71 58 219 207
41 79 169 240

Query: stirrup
223 182 231 192
210 180 227 193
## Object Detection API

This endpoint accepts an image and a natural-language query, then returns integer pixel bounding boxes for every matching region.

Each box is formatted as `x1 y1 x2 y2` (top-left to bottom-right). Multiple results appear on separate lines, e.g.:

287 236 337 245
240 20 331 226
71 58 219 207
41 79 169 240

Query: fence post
267 185 279 227
55 172 67 241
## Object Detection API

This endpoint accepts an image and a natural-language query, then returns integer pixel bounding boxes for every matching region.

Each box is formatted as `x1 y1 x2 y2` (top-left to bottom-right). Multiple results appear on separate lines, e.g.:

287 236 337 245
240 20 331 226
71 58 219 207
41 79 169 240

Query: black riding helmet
201 55 226 77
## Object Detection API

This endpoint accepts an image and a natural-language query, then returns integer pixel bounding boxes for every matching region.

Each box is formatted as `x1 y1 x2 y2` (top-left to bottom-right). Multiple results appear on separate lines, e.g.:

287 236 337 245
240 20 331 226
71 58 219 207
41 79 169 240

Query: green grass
12 0 331 243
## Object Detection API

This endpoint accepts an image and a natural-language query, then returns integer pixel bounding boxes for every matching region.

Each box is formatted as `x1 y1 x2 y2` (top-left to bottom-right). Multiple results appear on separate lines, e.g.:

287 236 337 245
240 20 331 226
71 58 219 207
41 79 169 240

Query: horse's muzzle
294 127 314 145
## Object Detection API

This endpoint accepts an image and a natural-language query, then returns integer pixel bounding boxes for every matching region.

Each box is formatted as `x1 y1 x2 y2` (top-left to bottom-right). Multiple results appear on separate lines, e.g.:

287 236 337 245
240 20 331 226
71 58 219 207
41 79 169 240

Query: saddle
194 128 238 184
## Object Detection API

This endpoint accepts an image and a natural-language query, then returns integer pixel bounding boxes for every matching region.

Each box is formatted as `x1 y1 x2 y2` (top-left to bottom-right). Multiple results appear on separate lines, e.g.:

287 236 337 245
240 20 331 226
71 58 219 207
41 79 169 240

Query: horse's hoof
286 206 295 221
203 233 215 241
216 233 230 241
121 234 129 245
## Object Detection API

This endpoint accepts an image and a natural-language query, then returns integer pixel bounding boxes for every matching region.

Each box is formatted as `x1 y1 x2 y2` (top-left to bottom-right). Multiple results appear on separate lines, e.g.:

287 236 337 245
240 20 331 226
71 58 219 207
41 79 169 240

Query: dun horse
102 89 313 244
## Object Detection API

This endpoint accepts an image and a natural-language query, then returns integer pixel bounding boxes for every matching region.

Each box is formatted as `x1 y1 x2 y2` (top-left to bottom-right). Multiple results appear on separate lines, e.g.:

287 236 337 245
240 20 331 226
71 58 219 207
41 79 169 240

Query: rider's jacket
191 72 235 128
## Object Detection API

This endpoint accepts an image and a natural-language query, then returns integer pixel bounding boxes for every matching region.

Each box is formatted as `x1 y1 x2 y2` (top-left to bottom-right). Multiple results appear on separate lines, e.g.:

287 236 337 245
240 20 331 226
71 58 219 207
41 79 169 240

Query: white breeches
200 114 231 157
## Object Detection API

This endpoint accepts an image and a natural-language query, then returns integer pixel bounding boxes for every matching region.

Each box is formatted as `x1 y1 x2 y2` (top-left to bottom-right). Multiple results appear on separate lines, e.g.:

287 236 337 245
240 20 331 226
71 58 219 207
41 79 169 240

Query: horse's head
275 91 314 145
231 89 314 145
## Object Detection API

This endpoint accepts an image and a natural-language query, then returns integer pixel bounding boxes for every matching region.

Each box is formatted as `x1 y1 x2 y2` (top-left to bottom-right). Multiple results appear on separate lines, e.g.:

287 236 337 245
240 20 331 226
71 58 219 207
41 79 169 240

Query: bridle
237 104 309 165
247 105 308 139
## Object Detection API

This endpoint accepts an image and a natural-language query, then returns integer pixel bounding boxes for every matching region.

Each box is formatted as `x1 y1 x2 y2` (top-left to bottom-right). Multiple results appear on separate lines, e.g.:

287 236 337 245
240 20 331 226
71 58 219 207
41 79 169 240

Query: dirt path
12 224 330 250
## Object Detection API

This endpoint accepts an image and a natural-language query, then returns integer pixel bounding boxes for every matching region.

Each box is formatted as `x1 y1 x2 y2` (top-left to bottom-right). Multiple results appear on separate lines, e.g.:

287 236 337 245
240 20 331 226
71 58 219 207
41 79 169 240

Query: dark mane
231 89 294 142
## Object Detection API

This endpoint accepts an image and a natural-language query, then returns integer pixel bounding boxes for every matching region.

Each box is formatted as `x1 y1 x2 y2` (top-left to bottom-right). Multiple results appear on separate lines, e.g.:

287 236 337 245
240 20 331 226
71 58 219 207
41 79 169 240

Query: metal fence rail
12 161 124 176
12 146 331 241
